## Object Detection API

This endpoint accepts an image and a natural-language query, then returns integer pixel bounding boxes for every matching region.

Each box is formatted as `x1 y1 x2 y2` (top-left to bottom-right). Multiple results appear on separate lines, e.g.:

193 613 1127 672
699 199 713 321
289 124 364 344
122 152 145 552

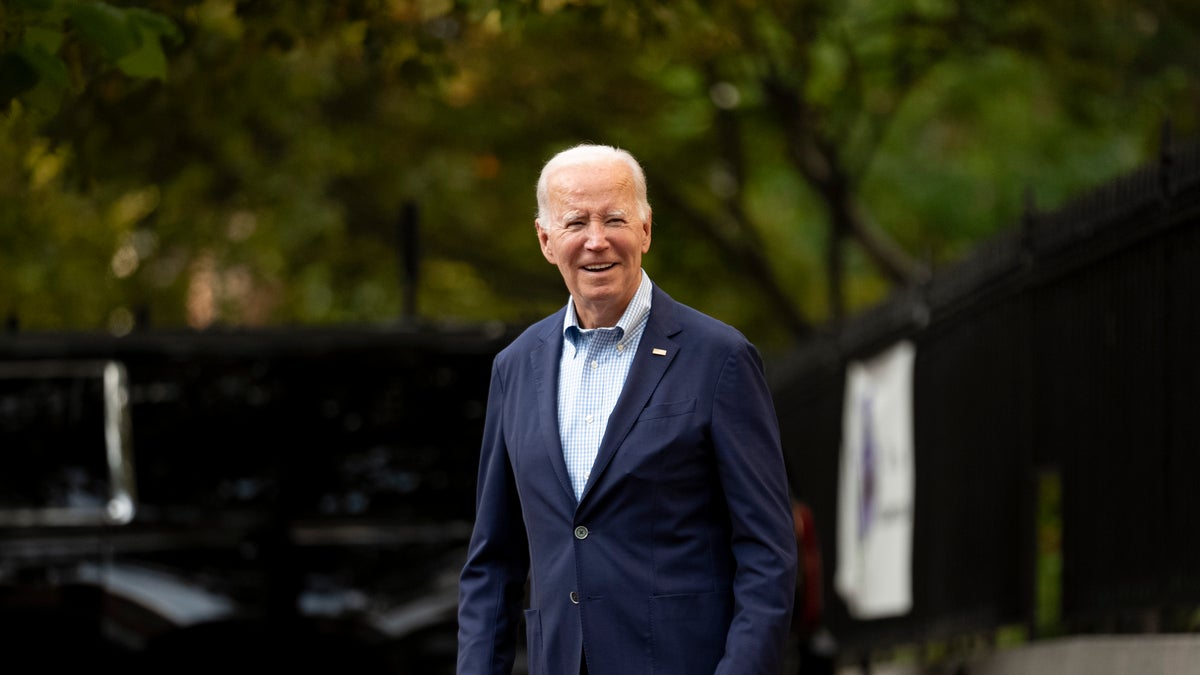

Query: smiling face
536 158 652 329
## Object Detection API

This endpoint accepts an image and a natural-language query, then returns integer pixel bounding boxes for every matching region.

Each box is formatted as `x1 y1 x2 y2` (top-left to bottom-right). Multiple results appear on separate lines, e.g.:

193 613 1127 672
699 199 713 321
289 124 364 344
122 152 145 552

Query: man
457 144 796 675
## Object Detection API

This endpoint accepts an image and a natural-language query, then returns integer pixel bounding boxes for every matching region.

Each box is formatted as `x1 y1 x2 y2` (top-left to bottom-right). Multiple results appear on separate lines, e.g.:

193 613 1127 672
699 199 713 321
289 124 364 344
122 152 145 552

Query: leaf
0 45 67 102
125 7 184 45
0 52 40 102
16 45 70 87
0 47 68 114
116 35 167 80
66 4 181 80
24 26 66 54
114 8 181 81
68 1 142 60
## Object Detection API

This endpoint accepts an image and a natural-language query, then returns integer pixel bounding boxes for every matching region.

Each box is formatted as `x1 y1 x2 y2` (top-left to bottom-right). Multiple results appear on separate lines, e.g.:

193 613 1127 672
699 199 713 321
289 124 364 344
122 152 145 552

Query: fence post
1159 119 1174 204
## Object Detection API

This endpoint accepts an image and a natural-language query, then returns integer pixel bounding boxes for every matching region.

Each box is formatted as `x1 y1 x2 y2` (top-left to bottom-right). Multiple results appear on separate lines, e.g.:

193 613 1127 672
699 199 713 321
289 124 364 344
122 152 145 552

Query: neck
574 301 629 330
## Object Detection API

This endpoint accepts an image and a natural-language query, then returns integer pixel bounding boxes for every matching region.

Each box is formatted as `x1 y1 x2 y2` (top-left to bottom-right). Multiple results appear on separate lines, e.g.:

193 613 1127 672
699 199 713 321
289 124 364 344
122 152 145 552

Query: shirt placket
573 329 618 498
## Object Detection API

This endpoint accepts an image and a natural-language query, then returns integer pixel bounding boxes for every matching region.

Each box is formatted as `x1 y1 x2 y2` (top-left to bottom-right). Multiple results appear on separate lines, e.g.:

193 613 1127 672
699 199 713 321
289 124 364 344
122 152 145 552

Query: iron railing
771 127 1200 658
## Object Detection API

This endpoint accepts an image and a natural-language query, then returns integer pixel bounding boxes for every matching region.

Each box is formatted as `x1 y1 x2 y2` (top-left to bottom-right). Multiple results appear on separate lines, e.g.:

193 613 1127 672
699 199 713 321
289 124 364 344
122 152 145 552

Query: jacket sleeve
711 340 798 675
457 361 529 675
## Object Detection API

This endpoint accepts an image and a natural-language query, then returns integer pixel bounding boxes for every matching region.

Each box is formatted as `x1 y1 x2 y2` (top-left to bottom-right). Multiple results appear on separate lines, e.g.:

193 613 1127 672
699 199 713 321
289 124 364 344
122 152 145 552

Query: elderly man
457 144 796 675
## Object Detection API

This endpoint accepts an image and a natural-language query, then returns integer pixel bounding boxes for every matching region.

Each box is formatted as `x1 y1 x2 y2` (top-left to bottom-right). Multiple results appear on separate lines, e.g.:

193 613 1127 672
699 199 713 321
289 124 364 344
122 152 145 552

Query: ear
536 221 556 263
640 211 652 253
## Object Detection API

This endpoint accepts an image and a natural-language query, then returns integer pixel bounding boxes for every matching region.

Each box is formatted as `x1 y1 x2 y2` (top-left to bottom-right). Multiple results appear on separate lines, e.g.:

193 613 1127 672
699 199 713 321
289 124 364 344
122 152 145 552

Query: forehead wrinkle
544 165 643 226
549 168 635 199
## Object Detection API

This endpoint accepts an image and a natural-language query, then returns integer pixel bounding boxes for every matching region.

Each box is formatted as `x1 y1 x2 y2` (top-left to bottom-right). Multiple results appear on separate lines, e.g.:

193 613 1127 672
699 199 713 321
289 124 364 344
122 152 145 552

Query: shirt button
617 343 625 352
570 591 580 604
574 525 589 540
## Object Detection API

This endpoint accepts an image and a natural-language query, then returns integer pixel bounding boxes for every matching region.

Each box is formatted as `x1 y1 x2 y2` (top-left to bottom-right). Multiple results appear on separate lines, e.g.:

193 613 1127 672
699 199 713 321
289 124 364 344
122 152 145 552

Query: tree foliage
1 0 181 107
2 0 1197 353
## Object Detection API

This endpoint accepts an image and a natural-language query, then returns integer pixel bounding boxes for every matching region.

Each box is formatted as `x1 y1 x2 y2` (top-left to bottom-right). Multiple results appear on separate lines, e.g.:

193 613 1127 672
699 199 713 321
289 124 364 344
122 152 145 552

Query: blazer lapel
531 311 576 503
578 287 681 506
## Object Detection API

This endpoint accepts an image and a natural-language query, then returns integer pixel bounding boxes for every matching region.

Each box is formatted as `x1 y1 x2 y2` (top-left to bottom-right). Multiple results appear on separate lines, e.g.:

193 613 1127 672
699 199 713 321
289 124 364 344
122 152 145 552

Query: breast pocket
626 398 705 482
637 398 696 421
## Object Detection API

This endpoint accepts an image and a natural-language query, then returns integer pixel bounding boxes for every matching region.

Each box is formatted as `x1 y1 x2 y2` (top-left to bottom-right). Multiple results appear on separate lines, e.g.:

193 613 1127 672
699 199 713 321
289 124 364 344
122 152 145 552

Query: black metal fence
771 131 1200 658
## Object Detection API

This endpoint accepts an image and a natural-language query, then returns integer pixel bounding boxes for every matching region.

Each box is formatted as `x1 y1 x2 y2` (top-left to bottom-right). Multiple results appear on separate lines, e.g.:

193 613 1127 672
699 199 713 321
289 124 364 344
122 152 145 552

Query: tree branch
648 177 814 339
763 74 930 301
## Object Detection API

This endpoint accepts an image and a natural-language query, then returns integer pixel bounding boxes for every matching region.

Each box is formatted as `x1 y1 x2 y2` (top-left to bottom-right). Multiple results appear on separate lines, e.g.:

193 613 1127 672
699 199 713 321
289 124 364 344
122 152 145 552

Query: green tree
2 0 1196 353
2 0 180 111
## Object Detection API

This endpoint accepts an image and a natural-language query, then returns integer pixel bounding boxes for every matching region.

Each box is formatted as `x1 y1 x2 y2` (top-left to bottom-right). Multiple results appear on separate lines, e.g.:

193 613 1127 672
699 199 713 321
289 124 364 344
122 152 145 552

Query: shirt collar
562 270 652 349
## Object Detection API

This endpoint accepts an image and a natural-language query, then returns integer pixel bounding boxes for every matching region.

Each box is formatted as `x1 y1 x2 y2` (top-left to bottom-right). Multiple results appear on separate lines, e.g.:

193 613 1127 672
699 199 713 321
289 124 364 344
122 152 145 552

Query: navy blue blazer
458 284 796 675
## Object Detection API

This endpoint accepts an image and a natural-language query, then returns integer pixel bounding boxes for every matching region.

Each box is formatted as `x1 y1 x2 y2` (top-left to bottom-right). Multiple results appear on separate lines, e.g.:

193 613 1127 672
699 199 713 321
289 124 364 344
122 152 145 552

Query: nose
583 220 609 250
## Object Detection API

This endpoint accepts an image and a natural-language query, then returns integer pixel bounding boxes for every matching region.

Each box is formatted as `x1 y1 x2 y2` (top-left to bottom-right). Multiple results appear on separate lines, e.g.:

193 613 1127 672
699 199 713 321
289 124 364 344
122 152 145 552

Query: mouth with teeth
583 263 616 272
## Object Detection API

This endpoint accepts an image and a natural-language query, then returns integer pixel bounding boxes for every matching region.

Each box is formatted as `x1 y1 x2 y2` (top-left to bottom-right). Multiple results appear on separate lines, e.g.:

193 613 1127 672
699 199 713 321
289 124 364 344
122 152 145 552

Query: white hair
535 144 651 228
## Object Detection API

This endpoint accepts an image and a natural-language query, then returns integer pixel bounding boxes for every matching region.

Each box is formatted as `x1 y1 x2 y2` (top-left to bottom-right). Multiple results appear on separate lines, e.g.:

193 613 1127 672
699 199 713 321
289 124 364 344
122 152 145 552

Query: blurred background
2 0 1196 353
3 1 1200 674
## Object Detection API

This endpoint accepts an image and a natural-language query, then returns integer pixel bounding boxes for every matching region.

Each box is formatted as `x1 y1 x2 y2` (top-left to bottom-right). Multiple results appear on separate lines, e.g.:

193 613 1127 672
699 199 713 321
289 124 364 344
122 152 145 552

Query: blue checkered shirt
558 271 653 501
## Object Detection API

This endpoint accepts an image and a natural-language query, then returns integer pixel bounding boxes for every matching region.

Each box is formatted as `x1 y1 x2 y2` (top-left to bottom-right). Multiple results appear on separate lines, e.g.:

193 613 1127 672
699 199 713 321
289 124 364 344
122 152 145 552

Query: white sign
835 340 916 619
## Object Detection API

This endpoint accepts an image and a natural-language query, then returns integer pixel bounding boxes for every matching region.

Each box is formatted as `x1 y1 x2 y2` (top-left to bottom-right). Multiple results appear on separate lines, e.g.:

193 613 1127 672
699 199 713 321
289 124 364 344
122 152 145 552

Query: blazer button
574 525 589 540
570 591 580 604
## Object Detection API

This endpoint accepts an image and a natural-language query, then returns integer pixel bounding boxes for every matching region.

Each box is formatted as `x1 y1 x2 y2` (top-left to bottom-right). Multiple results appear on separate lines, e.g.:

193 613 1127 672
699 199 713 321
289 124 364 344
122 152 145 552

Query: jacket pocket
649 591 730 674
638 398 696 421
523 607 544 675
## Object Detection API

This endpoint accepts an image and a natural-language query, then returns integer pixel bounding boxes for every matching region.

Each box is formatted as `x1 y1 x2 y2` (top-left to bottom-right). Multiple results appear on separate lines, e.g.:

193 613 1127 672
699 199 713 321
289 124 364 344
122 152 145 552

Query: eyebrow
557 209 628 222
